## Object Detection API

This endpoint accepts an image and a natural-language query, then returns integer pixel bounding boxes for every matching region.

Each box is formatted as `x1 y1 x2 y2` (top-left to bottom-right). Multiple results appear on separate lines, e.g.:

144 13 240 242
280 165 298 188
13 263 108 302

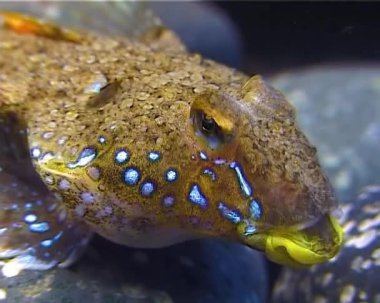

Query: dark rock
1 239 267 303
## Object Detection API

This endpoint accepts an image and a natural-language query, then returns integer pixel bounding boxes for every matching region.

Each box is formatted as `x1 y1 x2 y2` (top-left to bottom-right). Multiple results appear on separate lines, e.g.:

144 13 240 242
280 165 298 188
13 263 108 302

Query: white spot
371 248 380 260
359 291 368 300
58 179 70 191
57 135 68 145
345 229 378 249
45 175 54 185
31 147 41 158
361 259 373 270
358 213 380 232
321 272 333 287
84 72 108 94
80 192 95 204
40 152 54 163
339 285 356 303
75 204 86 217
87 166 100 180
0 288 6 300
1 262 22 277
115 150 129 164
342 220 356 235
350 256 364 272
42 131 54 140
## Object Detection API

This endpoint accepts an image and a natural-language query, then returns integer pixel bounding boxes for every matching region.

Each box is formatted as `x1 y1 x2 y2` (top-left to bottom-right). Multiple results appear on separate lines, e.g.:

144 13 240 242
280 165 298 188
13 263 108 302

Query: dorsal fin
0 11 82 42
0 2 186 52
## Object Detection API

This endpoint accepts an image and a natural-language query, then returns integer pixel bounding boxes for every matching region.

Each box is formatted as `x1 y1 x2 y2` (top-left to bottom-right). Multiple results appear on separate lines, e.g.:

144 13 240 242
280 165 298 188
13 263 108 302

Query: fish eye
201 113 217 134
192 110 228 150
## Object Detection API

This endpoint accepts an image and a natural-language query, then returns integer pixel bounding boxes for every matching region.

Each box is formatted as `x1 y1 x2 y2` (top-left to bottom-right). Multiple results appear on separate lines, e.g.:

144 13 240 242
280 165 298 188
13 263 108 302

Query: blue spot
140 180 156 197
243 224 257 236
114 149 130 164
40 231 63 248
24 214 37 224
213 158 226 165
165 168 178 182
67 147 97 169
29 222 50 233
218 202 242 224
188 184 208 208
162 195 176 207
30 147 41 159
40 239 53 248
229 161 253 197
25 203 33 210
199 151 208 160
123 167 141 186
98 136 106 144
147 151 161 162
203 168 217 181
249 199 263 220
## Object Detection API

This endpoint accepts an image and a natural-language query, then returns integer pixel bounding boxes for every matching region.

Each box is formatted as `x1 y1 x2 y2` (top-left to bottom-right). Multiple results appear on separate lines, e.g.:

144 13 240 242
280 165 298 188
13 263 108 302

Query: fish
271 184 380 303
0 10 342 276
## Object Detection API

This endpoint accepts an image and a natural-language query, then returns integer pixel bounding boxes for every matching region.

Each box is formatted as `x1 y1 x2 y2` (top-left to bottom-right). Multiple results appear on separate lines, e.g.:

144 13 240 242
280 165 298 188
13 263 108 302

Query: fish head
187 74 343 266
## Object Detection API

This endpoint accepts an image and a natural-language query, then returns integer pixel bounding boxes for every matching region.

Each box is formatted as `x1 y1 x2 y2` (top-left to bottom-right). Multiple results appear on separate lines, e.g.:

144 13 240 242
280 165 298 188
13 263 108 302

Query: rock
1 239 267 303
271 184 380 303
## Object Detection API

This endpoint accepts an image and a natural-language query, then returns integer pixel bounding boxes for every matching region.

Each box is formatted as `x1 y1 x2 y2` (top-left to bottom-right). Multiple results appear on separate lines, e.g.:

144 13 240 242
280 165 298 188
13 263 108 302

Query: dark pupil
202 114 216 132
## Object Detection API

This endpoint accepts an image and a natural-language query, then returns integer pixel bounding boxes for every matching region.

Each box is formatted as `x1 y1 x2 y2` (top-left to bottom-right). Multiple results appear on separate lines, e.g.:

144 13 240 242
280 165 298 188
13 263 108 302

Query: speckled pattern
271 184 380 303
0 12 341 275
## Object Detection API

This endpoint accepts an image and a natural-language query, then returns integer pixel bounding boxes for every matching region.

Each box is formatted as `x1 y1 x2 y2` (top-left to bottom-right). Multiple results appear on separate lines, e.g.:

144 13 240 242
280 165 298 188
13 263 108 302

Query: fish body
0 11 342 275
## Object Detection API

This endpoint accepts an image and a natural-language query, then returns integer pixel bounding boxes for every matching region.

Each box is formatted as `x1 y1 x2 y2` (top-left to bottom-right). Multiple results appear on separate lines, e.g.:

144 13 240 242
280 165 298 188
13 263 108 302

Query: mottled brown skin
0 15 341 270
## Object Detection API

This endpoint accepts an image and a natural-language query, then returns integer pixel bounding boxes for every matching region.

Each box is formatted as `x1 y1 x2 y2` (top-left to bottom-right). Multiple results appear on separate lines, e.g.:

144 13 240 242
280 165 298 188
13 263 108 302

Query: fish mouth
238 214 343 266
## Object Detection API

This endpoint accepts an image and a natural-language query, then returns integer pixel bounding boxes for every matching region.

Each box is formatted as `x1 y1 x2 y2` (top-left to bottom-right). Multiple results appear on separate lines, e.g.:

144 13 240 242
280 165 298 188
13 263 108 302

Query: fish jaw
238 213 343 266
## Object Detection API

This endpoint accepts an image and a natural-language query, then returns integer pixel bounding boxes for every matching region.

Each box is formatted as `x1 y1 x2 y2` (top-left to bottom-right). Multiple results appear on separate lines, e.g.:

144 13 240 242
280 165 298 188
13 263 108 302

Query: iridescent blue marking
123 167 141 186
199 151 208 160
249 199 263 220
140 180 156 197
25 203 33 210
188 183 208 208
147 151 161 162
40 231 63 248
24 214 37 224
218 202 242 224
30 147 41 159
243 224 257 236
114 149 130 164
40 239 53 248
162 195 176 207
67 147 97 169
98 136 106 144
229 161 253 197
203 168 217 181
29 222 50 233
213 158 226 165
165 168 178 182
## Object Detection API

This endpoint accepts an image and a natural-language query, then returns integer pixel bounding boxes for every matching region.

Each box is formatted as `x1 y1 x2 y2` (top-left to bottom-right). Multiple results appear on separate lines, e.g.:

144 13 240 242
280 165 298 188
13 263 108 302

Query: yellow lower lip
240 215 343 266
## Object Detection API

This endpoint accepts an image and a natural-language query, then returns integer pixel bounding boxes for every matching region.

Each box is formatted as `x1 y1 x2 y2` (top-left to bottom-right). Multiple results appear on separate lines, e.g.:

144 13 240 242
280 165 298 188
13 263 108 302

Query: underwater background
0 2 379 303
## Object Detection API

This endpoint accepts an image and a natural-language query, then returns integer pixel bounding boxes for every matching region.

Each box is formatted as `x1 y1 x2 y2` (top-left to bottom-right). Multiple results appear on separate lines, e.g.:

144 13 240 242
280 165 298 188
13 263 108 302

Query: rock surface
1 239 267 303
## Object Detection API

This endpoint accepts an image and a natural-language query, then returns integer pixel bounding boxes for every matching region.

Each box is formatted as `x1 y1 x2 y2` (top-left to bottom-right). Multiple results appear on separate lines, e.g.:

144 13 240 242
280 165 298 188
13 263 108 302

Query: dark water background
215 2 379 74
